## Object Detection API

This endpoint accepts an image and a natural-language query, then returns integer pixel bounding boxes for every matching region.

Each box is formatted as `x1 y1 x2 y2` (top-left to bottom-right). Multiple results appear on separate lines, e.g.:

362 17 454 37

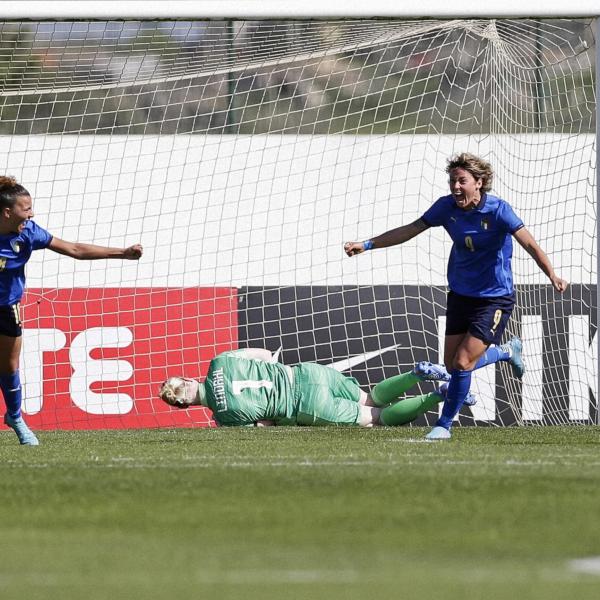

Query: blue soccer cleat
463 392 477 407
435 382 477 407
425 425 452 440
4 413 39 446
414 361 451 382
501 336 525 380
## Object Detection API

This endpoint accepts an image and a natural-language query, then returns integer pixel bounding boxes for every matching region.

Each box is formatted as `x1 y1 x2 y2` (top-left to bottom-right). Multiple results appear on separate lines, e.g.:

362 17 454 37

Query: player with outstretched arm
158 347 477 427
344 152 567 440
0 176 143 445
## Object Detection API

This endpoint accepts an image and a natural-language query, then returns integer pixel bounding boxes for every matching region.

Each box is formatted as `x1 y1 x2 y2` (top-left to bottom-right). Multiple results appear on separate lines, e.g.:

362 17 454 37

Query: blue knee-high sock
0 371 22 419
473 345 510 370
437 369 472 430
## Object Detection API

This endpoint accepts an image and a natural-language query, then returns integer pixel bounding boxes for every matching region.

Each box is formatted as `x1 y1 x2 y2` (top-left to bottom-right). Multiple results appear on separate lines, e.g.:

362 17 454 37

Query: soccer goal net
0 15 596 429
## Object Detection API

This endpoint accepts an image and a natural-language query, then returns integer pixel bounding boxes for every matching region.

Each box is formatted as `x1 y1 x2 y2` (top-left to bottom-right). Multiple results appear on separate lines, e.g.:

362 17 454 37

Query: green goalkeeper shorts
292 362 362 426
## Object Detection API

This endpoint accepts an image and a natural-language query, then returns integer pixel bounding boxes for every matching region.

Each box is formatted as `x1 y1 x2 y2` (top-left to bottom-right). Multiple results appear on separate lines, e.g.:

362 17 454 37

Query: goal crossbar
5 1 600 20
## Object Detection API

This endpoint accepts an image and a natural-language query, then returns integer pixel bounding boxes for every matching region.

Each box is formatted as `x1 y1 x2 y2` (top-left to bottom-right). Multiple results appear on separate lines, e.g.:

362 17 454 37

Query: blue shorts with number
0 303 22 337
445 291 514 346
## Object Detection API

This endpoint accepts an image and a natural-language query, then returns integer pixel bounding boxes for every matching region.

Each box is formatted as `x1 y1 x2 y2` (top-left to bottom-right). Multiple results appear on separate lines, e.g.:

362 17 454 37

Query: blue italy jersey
0 220 53 305
421 193 524 297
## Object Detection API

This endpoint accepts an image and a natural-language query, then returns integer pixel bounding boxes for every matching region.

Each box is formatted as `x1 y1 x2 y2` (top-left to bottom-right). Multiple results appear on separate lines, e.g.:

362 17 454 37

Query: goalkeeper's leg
359 383 476 427
369 363 450 407
374 383 476 427
378 390 443 426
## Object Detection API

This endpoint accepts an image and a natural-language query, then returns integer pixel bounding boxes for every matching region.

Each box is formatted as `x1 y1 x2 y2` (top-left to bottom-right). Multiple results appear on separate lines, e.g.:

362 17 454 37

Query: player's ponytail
0 176 30 209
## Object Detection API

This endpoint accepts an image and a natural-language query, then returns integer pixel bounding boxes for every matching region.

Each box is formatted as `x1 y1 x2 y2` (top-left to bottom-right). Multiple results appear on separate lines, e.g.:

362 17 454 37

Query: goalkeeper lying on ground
158 348 475 427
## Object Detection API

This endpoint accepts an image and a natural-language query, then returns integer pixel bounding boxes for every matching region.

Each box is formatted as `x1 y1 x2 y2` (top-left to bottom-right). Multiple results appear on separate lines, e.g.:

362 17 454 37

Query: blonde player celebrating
159 348 476 427
0 176 142 445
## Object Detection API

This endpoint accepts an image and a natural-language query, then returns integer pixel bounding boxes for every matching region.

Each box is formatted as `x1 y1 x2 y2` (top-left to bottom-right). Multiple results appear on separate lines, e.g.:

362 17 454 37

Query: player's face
8 194 34 233
160 377 199 408
448 167 482 210
177 378 199 407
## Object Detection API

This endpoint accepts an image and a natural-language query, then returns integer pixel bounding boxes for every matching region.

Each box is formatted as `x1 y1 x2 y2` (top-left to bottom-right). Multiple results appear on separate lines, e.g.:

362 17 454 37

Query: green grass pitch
1 426 600 600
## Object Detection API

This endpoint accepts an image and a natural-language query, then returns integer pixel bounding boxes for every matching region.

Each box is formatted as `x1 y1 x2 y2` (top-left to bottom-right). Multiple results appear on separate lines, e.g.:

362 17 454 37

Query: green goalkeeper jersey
204 351 295 426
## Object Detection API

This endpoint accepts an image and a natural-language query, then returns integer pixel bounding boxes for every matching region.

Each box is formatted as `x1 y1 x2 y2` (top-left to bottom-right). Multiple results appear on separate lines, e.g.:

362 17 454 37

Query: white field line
4 457 600 469
204 569 361 584
2 562 594 587
569 557 600 576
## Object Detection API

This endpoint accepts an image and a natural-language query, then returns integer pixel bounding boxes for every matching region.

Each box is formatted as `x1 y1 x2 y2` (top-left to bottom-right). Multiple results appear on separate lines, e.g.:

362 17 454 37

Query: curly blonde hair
446 153 494 193
158 377 205 407
159 377 187 406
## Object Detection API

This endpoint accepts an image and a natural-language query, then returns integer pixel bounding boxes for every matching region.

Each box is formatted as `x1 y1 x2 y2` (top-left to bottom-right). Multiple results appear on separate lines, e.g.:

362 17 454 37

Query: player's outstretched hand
344 241 365 257
551 275 568 293
124 244 143 260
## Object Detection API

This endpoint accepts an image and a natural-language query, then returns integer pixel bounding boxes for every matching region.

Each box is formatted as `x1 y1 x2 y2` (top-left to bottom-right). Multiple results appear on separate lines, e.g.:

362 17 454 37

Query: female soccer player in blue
344 153 567 440
0 176 143 445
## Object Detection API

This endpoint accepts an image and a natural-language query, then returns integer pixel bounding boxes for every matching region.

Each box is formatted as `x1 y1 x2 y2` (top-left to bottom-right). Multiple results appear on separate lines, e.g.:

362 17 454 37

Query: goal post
0 3 597 429
597 16 600 426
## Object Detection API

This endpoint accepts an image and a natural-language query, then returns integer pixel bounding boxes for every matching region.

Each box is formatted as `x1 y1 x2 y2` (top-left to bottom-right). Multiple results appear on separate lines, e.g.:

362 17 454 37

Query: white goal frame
4 1 600 425
5 1 600 20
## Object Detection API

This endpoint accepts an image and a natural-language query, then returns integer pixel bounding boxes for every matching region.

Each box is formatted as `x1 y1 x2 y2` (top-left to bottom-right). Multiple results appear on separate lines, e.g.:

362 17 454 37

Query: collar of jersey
447 192 489 213
470 192 488 212
0 231 21 239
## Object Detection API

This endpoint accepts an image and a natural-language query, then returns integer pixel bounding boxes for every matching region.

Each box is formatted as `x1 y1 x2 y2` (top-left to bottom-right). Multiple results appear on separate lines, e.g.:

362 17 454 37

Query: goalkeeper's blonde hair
159 377 205 407
158 377 185 406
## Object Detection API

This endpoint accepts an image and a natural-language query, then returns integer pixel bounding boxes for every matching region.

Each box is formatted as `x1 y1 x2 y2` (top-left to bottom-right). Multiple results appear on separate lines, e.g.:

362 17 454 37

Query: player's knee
452 358 470 371
362 392 376 407
452 352 478 371
358 405 380 427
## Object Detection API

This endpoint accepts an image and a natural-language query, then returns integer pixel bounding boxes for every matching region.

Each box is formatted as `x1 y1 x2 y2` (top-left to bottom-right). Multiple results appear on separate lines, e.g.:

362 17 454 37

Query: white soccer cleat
503 336 525 380
425 425 452 440
4 413 39 446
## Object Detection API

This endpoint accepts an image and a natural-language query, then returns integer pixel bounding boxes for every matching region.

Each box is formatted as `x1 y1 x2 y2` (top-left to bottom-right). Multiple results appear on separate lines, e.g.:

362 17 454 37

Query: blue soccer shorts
445 291 515 346
0 303 23 337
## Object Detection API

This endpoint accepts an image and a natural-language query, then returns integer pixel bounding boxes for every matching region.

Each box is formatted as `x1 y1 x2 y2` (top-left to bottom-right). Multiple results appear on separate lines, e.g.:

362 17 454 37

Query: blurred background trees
0 19 595 135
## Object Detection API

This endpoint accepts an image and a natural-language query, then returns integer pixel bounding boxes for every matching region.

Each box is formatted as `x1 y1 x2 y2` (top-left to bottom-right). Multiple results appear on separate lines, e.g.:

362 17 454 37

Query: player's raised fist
552 276 568 293
344 241 365 256
124 244 143 259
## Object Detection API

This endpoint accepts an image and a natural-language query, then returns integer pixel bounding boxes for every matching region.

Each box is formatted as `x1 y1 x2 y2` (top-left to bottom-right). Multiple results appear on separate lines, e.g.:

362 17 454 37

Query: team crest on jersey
480 218 489 230
10 240 21 253
0 257 6 271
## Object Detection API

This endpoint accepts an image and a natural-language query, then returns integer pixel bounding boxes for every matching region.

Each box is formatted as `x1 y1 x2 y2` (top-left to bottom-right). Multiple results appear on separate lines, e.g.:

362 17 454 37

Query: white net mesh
0 18 595 428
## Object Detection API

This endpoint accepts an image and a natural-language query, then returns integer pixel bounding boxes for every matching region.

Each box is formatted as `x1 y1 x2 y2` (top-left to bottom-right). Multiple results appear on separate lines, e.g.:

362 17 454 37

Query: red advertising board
2 288 238 430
